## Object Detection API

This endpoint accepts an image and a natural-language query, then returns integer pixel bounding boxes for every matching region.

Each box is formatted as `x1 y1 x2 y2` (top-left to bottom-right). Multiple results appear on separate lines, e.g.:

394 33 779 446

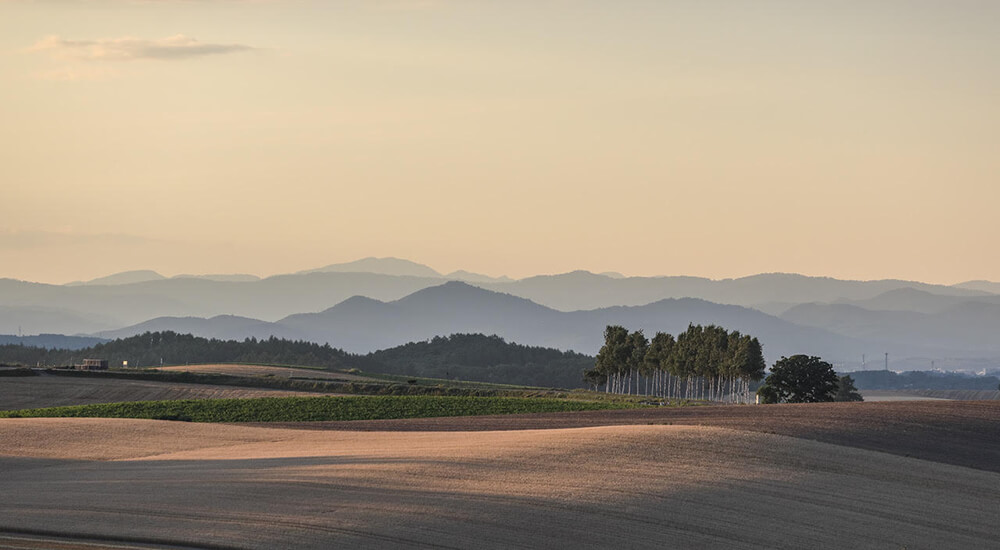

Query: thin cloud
28 34 254 61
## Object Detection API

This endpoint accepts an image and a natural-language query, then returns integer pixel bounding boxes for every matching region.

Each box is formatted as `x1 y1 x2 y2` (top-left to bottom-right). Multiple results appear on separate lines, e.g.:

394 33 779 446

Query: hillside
65 270 167 286
2 266 992 336
782 301 1000 354
366 333 593 388
5 264 1000 372
298 257 443 278
0 333 106 350
0 331 363 370
480 271 987 311
835 287 1000 314
94 314 303 342
81 283 879 363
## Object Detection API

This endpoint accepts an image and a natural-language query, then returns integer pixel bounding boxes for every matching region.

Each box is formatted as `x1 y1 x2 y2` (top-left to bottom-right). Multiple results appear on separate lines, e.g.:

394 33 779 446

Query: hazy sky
2 1 998 284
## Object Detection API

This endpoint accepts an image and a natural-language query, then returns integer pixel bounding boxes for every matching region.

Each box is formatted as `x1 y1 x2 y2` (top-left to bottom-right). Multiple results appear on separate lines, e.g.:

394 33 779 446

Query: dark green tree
583 367 607 390
834 374 864 402
594 325 630 393
625 330 649 395
758 355 839 403
645 332 675 398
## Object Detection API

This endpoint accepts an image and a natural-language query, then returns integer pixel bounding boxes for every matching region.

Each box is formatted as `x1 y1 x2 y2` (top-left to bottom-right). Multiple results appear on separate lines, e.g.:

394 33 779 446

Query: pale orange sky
1 1 998 284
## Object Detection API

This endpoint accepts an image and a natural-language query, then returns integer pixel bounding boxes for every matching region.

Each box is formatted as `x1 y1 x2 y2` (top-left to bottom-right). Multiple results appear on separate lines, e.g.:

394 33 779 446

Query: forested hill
0 331 361 370
365 333 594 388
0 331 595 388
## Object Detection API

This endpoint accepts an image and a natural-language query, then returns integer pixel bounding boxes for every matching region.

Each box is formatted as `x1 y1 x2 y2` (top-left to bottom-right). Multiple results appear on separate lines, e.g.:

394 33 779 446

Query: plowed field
2 416 998 549
2 401 998 549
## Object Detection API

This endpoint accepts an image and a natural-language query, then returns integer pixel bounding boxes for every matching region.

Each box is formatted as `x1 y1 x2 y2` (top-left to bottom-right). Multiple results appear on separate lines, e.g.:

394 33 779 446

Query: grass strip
0 395 637 423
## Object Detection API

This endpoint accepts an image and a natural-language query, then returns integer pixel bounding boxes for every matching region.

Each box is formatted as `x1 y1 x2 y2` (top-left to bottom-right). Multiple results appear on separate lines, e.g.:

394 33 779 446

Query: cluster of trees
366 334 593 388
585 324 767 403
756 355 863 403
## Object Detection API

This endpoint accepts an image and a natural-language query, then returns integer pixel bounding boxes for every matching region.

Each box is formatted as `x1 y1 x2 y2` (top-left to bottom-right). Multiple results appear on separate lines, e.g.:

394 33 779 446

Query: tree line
585 324 766 403
0 331 359 370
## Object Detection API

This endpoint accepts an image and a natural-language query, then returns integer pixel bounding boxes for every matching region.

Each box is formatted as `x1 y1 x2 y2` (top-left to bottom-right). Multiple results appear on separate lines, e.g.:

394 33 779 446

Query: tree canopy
366 333 592 388
757 355 839 404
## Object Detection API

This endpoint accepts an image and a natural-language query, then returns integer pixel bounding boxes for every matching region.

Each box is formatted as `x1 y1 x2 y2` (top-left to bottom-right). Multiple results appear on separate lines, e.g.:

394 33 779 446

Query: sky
1 1 998 285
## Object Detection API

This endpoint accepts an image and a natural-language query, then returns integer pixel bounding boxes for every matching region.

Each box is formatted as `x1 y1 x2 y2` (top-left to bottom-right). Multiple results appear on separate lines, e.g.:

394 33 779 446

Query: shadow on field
257 400 1000 473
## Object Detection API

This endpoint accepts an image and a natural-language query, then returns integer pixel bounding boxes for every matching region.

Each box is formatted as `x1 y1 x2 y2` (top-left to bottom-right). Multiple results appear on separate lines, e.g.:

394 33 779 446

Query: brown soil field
0 373 322 411
261 400 1000 473
2 417 998 549
157 363 375 381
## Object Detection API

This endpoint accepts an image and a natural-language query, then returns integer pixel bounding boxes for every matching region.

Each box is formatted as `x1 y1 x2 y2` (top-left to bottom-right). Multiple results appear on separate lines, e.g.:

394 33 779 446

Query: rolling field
276 400 1000 473
156 363 375 381
1 400 999 548
0 373 322 411
1 415 998 549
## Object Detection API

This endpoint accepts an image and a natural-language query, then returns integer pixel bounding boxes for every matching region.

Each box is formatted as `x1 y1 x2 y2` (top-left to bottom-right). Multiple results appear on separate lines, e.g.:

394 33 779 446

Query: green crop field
0 395 637 423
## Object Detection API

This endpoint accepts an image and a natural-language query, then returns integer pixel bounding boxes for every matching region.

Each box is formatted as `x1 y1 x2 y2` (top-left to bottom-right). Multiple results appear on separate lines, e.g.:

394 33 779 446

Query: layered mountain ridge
3 258 999 372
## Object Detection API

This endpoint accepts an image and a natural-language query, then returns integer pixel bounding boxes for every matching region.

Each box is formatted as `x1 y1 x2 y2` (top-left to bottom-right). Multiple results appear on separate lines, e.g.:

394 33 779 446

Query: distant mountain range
4 257 1000 372
93 281 885 366
66 270 262 286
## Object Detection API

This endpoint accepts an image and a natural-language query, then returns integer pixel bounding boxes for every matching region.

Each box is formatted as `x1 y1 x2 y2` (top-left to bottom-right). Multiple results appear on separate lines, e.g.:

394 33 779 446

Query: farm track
257 400 1000 473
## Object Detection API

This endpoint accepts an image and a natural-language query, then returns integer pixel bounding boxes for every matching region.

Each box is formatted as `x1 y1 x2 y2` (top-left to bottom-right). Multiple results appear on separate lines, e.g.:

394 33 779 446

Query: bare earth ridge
259 400 1000 473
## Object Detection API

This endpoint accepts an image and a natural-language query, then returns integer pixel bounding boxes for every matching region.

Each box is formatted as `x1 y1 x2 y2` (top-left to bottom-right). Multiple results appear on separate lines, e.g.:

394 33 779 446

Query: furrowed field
0 395 635 423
